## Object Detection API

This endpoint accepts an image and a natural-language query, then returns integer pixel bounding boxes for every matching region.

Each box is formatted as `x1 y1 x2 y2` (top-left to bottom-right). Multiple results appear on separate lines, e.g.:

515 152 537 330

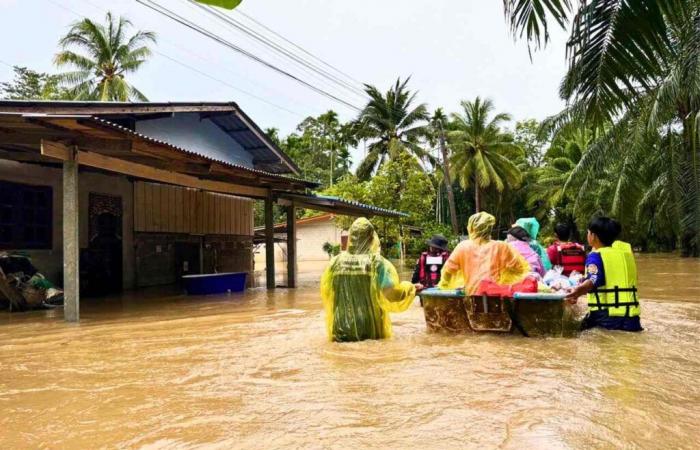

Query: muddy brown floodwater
0 255 699 449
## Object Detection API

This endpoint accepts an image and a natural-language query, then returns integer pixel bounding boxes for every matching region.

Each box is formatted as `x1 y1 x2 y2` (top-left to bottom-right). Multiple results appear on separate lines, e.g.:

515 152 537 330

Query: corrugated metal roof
83 116 318 187
278 193 407 218
0 100 301 175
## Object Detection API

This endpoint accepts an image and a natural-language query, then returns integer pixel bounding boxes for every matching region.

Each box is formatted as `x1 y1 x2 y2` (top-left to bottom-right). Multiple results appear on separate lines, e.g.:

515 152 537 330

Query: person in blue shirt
566 217 642 332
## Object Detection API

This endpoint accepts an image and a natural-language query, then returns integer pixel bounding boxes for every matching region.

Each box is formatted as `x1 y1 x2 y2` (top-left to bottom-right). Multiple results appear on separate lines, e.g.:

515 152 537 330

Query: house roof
0 100 300 175
254 213 335 232
277 193 408 218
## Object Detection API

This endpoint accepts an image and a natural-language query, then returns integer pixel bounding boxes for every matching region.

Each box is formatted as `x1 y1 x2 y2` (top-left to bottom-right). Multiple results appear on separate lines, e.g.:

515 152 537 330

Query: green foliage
322 241 340 258
447 97 523 213
504 0 700 256
266 110 354 189
354 77 431 180
514 119 548 167
0 66 68 100
54 12 156 101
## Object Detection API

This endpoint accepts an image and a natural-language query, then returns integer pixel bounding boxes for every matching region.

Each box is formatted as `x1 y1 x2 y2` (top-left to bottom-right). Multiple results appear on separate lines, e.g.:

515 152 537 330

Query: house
255 213 343 263
0 101 404 321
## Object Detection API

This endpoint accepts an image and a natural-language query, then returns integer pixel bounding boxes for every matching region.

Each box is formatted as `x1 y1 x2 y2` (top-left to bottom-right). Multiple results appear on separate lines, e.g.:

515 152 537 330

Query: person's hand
414 283 425 292
565 292 579 304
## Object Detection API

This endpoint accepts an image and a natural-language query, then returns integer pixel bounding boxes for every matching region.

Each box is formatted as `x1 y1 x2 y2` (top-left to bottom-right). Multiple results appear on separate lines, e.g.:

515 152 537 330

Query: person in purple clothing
505 226 545 276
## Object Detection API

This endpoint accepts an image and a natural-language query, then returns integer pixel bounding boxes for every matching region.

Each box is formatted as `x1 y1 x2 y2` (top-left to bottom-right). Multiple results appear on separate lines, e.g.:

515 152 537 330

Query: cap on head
427 234 449 251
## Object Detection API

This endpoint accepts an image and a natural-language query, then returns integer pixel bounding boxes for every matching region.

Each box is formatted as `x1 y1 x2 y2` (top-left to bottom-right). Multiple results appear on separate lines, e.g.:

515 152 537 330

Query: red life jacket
417 251 450 287
555 242 586 276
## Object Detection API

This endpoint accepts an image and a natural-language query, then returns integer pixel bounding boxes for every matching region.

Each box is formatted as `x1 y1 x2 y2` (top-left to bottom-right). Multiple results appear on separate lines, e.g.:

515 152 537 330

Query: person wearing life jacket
412 234 451 291
546 222 586 276
565 217 642 332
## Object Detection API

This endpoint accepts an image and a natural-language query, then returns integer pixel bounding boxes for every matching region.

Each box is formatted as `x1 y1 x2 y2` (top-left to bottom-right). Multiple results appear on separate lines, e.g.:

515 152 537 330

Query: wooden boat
420 288 585 337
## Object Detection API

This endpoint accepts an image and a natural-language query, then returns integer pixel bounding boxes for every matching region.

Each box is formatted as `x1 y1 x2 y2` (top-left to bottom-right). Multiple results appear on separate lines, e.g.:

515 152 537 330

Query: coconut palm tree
504 0 700 256
447 97 522 213
354 77 430 180
430 108 459 233
54 12 156 101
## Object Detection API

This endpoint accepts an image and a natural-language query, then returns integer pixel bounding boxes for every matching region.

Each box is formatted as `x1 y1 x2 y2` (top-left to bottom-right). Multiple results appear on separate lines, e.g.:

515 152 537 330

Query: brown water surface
1 255 699 449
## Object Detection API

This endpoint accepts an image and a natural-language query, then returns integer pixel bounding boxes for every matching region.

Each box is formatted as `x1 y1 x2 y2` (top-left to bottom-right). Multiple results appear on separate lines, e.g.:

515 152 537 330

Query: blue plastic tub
182 272 247 295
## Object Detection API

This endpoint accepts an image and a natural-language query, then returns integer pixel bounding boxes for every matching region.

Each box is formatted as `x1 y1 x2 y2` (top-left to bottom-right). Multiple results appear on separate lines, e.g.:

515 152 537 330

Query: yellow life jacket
587 241 641 317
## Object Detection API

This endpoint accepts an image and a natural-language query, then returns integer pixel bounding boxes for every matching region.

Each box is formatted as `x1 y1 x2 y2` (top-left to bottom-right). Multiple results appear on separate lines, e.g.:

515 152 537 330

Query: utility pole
438 119 459 234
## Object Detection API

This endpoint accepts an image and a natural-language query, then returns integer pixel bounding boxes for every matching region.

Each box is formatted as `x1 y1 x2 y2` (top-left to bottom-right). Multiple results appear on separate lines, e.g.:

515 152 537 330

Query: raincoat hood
347 217 380 255
467 212 496 242
515 218 541 240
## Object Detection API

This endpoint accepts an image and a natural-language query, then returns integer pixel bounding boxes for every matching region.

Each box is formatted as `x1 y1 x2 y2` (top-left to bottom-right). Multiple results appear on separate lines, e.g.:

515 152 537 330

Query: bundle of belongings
0 253 64 311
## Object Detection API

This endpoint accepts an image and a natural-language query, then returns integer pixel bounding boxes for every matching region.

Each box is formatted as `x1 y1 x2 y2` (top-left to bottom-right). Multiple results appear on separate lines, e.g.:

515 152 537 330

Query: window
0 181 52 249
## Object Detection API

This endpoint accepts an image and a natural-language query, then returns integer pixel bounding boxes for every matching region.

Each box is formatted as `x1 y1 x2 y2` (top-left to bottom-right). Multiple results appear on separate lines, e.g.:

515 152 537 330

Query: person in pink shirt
505 226 545 276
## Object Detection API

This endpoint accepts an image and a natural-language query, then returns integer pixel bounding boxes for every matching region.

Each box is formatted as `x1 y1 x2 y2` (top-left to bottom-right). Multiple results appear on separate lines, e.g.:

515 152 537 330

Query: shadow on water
0 255 699 449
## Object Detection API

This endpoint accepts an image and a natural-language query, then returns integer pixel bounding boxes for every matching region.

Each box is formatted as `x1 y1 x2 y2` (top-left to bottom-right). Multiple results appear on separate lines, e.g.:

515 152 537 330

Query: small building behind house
255 213 341 264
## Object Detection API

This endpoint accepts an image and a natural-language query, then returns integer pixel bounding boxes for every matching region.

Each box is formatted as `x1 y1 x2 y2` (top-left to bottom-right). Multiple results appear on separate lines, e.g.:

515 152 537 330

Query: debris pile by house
0 253 63 311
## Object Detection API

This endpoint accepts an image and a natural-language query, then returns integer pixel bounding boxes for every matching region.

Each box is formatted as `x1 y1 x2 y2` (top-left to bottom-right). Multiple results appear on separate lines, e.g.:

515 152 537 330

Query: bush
322 242 341 259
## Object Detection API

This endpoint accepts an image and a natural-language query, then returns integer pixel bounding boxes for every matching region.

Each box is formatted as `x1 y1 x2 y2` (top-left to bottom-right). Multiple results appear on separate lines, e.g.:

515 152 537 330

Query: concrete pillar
265 193 275 289
286 204 297 288
62 156 79 322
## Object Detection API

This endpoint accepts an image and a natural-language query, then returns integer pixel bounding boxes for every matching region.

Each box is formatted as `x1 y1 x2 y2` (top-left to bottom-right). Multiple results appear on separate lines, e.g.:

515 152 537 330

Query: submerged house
0 101 403 321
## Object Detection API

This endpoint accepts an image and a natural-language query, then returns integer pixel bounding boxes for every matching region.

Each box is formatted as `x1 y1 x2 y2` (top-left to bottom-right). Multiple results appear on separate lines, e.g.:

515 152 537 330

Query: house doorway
82 193 123 296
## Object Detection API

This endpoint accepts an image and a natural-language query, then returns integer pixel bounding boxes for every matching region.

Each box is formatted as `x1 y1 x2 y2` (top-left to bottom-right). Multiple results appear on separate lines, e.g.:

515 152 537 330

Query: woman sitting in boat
438 212 530 294
505 226 545 276
514 217 552 271
320 217 417 342
565 217 643 332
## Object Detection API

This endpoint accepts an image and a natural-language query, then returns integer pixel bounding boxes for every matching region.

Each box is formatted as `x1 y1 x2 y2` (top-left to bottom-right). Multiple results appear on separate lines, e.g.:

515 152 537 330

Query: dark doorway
175 241 201 281
81 193 123 296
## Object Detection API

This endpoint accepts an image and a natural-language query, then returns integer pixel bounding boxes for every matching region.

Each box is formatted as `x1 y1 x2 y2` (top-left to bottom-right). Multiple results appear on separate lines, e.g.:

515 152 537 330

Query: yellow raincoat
439 212 530 293
320 218 416 342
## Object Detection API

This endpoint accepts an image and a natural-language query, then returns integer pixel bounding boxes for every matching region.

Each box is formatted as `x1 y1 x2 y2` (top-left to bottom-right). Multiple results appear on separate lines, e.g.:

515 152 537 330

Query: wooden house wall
134 181 253 236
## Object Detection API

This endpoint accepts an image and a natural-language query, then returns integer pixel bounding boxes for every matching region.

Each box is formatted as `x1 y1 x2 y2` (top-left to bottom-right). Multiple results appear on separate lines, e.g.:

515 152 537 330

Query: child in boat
546 223 586 276
412 234 451 292
506 226 545 276
515 217 552 271
439 212 530 294
320 217 417 342
565 217 642 332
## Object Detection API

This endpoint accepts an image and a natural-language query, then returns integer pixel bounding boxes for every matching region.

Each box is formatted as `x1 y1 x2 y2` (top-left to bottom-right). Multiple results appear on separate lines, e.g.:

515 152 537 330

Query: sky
0 0 570 158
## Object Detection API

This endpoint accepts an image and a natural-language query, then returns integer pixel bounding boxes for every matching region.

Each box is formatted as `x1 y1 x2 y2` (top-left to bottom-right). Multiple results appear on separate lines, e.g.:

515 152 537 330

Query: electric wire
187 0 367 99
234 8 365 89
41 0 305 118
136 0 362 112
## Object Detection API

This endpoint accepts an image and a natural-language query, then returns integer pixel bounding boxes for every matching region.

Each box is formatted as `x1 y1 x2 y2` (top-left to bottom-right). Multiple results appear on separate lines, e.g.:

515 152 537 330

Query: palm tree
54 12 156 101
430 108 459 234
354 77 430 180
505 0 700 256
448 97 522 213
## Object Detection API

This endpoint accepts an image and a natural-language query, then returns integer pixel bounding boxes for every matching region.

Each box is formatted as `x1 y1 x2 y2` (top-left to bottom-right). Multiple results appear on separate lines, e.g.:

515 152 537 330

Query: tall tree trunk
438 122 459 234
474 184 481 213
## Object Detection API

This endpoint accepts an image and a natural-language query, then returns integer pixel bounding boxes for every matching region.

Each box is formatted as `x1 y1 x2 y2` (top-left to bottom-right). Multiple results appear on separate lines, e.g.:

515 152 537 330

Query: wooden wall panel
133 182 253 236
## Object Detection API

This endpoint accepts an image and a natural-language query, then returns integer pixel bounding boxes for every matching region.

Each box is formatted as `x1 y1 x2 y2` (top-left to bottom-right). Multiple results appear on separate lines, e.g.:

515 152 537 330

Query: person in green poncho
514 217 552 271
320 218 417 342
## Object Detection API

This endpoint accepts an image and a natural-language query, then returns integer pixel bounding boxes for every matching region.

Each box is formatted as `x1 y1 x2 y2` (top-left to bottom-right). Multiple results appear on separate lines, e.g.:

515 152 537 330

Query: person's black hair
587 217 621 246
507 226 531 242
554 223 571 241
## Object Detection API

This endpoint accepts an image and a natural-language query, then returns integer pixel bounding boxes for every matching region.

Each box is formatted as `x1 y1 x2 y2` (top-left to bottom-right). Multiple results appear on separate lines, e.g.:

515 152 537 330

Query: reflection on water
1 256 699 448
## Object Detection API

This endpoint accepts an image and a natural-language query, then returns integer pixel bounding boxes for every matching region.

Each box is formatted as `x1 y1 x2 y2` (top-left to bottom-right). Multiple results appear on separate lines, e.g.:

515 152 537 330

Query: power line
234 8 365 90
188 0 367 99
136 0 362 112
42 0 305 118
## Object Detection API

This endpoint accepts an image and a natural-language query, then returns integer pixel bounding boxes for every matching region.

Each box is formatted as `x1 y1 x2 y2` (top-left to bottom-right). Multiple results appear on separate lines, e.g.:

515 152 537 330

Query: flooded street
1 255 699 449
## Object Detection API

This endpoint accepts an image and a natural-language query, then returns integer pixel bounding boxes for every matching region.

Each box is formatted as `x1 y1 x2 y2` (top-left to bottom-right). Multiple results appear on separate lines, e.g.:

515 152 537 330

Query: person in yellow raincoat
320 218 417 342
439 212 530 294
